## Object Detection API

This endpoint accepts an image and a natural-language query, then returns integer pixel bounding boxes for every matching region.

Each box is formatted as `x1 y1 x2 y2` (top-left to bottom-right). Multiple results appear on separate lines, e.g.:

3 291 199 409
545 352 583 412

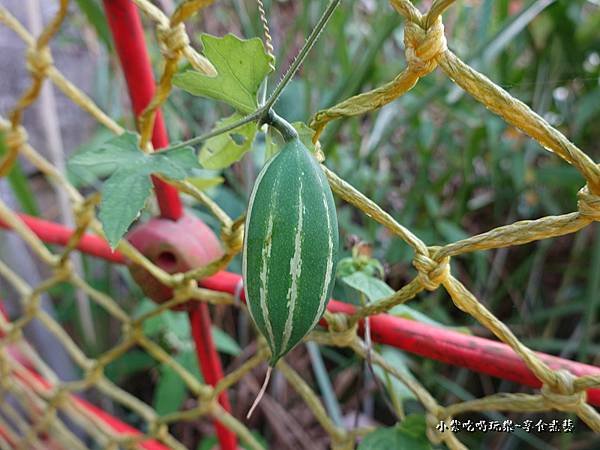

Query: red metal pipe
201 272 600 406
0 423 15 447
79 400 169 450
328 302 600 405
189 305 238 449
101 3 235 449
20 368 170 450
2 214 600 407
0 214 124 263
102 0 182 221
0 310 169 449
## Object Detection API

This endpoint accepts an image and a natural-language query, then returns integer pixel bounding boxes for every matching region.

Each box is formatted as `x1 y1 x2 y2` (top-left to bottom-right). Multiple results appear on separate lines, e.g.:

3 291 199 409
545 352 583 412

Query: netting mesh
0 0 599 449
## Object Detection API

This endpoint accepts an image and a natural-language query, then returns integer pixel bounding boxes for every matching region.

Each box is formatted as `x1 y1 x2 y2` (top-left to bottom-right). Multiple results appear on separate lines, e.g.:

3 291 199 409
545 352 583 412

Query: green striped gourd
243 137 339 366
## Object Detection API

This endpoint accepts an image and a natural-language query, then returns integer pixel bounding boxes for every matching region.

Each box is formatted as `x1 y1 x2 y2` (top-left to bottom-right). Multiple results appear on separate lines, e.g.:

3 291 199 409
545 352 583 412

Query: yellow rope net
0 0 598 449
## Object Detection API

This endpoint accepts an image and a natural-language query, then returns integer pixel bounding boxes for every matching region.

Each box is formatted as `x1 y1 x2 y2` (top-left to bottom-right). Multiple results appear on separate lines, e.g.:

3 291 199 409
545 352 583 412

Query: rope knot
85 363 104 386
541 370 586 412
49 389 69 408
5 126 27 151
73 193 100 230
26 46 53 77
53 257 73 280
413 249 449 291
221 220 244 254
404 16 447 77
172 278 197 305
577 185 600 221
326 313 357 347
0 126 28 176
157 23 189 59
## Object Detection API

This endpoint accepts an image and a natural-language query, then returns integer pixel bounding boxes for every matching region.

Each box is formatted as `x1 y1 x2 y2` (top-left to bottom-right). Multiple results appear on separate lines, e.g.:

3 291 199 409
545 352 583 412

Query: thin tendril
264 0 340 111
257 0 275 71
247 366 272 419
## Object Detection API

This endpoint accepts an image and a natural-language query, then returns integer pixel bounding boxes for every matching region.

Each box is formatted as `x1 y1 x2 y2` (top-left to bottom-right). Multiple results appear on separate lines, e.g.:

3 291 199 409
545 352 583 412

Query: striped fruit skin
243 138 339 366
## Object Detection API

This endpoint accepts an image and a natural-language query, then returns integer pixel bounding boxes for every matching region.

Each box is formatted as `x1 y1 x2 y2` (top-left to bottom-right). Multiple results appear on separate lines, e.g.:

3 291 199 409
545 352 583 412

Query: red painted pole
201 271 600 407
0 311 169 449
21 368 170 450
101 2 236 448
4 213 124 263
102 0 182 221
189 305 238 450
3 214 600 407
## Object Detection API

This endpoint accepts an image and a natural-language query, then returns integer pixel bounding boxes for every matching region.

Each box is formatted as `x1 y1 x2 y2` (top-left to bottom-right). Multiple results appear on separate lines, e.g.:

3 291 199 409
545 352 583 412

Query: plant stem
162 0 340 152
165 110 263 151
264 109 298 142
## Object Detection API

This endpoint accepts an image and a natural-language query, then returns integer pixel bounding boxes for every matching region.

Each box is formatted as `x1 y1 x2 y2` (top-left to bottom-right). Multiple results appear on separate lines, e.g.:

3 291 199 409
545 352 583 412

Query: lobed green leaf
173 34 273 114
68 132 201 248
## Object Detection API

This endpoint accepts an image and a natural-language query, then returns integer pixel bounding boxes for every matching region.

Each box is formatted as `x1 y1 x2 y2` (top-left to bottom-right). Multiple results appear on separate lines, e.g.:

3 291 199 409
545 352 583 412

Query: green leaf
154 361 187 416
358 415 431 450
177 349 203 381
199 113 257 169
68 132 201 248
398 415 429 440
342 272 394 302
336 248 385 280
154 351 204 416
68 131 143 174
342 272 455 330
372 347 416 401
0 131 39 215
173 34 272 113
165 312 192 340
196 436 219 450
188 176 224 190
105 350 156 382
157 146 203 176
74 0 112 49
135 298 165 337
136 301 192 341
212 326 241 356
266 122 318 159
293 122 318 153
98 168 153 250
67 127 117 186
388 304 443 327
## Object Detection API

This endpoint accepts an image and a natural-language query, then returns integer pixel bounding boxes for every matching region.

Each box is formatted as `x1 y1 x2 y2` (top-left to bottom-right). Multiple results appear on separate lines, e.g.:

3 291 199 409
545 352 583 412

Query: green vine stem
263 109 298 142
164 0 340 152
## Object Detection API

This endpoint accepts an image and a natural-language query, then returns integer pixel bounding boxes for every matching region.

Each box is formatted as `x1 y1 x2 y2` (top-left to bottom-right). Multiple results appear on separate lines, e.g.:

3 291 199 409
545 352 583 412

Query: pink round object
126 214 224 309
